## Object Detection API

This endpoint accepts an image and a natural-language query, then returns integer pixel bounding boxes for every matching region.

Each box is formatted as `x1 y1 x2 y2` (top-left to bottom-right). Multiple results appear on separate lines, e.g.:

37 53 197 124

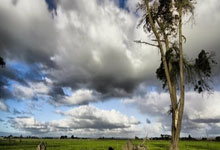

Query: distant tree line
1 134 220 141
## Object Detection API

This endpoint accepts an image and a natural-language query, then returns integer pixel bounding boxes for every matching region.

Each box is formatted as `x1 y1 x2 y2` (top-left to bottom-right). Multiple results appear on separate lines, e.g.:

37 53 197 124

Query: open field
0 139 220 150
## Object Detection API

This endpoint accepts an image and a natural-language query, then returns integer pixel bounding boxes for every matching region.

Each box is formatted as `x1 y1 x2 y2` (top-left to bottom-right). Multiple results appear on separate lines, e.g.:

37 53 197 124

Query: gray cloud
0 0 219 105
0 0 57 67
192 118 220 124
0 0 159 104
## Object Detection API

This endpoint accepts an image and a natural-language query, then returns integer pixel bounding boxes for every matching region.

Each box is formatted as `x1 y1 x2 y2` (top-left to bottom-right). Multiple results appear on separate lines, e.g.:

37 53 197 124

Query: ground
0 139 220 150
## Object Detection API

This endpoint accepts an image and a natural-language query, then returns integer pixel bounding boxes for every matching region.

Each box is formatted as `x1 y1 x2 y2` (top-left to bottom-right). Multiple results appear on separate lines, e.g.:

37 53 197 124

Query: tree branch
134 40 159 47
145 0 175 109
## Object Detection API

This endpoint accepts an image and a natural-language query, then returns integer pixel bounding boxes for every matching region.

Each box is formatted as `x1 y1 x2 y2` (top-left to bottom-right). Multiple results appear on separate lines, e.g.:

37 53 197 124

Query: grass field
0 139 220 150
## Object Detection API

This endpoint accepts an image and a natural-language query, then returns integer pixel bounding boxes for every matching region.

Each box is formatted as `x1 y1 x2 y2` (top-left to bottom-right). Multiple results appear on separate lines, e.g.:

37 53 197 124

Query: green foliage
156 49 216 93
156 45 180 88
1 139 220 150
193 50 217 93
137 0 195 37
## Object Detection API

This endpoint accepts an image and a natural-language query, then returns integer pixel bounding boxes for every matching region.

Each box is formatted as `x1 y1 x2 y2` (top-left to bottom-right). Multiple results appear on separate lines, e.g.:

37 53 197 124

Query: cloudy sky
0 0 220 138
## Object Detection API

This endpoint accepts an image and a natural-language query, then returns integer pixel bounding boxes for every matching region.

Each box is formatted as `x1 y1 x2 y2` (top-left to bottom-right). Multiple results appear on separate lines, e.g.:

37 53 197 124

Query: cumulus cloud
54 89 100 106
13 81 50 100
9 117 50 134
123 91 220 136
9 105 141 137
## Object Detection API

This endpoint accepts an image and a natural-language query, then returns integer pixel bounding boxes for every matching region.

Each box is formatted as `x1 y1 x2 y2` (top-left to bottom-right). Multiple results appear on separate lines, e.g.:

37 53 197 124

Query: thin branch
134 40 159 47
151 39 174 44
145 0 176 110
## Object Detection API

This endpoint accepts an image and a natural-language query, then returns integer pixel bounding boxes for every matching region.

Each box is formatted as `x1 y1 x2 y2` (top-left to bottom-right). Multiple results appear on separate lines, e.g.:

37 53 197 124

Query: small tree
136 0 216 150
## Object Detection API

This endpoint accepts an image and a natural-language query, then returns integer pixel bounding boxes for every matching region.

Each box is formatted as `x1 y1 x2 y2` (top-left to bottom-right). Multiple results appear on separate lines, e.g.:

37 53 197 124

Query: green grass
0 139 220 150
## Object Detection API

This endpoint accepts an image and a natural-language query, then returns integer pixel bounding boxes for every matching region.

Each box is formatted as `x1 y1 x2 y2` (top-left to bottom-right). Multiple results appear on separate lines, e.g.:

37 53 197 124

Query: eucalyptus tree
136 0 216 149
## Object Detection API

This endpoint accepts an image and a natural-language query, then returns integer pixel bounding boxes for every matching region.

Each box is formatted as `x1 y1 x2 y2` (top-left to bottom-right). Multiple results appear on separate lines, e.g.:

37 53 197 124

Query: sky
0 0 220 138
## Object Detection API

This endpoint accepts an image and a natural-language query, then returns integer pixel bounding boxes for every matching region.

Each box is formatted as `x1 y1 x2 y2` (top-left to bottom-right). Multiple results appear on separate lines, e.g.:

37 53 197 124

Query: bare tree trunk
170 109 180 150
170 4 185 150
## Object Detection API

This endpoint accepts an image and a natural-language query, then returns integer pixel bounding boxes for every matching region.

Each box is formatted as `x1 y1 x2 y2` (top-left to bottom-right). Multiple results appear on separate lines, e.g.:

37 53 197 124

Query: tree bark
170 4 185 150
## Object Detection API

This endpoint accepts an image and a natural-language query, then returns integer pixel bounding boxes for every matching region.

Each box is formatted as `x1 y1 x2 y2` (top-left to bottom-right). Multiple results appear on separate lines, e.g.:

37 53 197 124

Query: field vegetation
0 139 220 150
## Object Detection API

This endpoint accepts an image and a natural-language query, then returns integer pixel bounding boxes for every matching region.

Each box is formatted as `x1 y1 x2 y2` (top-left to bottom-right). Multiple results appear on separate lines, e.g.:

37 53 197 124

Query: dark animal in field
36 142 47 150
108 146 114 150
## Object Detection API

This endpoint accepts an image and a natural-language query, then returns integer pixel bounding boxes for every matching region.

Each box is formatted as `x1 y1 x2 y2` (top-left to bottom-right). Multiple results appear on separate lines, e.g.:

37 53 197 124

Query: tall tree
136 0 216 150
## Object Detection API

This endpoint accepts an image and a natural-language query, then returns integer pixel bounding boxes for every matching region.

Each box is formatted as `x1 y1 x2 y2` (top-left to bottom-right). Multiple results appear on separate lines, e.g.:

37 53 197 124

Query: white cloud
0 100 8 112
123 91 220 136
10 117 49 134
57 105 140 126
57 89 99 105
126 0 139 13
13 81 50 100
185 91 220 120
123 91 171 116
9 105 141 137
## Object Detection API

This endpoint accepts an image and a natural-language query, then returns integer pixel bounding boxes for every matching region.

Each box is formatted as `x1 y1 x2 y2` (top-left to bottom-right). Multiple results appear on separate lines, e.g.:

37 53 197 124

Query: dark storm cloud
0 0 220 108
0 0 157 104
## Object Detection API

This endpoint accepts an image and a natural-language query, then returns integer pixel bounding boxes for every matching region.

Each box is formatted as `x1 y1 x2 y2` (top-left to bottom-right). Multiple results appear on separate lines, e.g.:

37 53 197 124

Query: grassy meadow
0 139 220 150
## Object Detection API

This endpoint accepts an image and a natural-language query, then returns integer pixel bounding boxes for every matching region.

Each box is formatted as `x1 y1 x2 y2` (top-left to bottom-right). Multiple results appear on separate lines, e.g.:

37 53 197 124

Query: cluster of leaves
137 0 175 35
0 56 5 68
137 0 195 37
193 50 217 93
156 45 180 88
156 49 216 93
156 47 179 88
